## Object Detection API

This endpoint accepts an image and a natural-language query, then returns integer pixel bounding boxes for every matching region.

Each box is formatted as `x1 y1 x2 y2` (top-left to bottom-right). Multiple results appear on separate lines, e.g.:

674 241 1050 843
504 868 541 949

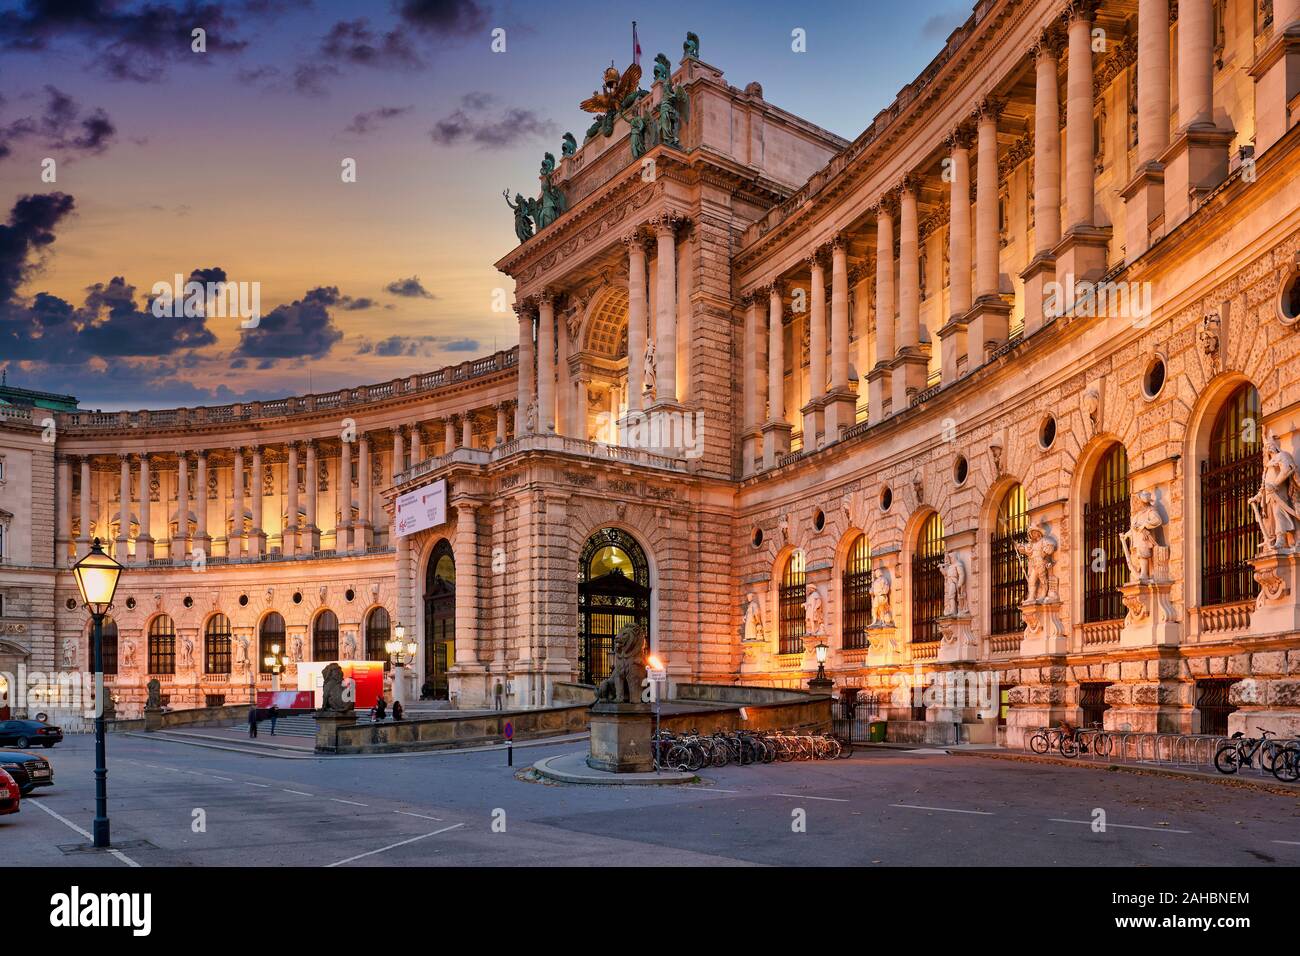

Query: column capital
650 211 684 235
973 96 1004 123
1031 23 1067 61
1064 0 1099 24
512 299 538 318
875 190 901 218
900 170 923 194
118 452 132 464
622 227 653 250
805 246 830 271
945 124 975 150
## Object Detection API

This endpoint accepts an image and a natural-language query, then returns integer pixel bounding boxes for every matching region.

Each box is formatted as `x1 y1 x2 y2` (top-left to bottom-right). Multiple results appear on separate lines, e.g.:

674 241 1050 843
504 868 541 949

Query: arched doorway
423 539 455 700
578 528 650 685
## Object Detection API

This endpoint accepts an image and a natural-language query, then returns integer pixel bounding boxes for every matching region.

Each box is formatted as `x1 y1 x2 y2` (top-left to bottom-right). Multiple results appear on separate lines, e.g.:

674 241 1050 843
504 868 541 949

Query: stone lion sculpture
145 678 162 712
594 622 648 704
318 662 352 714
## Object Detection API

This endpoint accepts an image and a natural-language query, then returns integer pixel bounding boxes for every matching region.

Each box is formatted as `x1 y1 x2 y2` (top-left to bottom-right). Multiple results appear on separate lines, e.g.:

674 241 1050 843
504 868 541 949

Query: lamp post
72 537 124 849
263 643 286 691
646 654 666 774
385 623 418 706
808 641 833 694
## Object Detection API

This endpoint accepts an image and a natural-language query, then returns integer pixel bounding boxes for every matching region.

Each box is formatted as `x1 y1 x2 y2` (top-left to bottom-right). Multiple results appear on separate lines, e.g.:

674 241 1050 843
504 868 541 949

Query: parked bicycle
1213 728 1284 775
651 728 846 770
1271 740 1300 782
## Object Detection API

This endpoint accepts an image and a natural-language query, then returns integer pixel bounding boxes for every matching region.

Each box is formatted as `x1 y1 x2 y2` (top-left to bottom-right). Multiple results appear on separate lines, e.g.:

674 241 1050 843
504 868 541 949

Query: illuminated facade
5 0 1300 743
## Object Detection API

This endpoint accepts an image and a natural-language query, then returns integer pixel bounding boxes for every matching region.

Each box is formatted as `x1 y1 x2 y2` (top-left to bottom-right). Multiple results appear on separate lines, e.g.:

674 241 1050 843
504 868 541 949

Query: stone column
939 127 972 380
443 417 456 453
653 215 678 406
285 442 299 556
802 251 827 445
390 428 404 480
355 435 371 552
1055 1 1111 299
968 103 1011 370
1121 0 1170 261
337 440 352 552
55 455 71 567
676 232 691 403
194 451 209 553
449 499 488 706
574 379 589 441
1023 29 1064 334
867 198 896 424
556 316 570 435
461 413 473 450
742 295 762 475
116 454 131 561
78 456 91 558
1163 0 1233 230
892 178 928 412
304 441 320 551
1253 0 1300 155
761 284 792 467
536 292 556 432
136 453 153 564
173 452 189 563
230 447 244 559
515 303 535 433
824 235 856 439
249 445 265 557
625 233 648 413
495 403 508 444
409 423 422 463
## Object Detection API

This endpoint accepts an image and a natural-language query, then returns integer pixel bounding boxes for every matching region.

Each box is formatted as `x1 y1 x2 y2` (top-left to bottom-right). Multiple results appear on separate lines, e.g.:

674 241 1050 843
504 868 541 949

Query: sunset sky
0 0 967 410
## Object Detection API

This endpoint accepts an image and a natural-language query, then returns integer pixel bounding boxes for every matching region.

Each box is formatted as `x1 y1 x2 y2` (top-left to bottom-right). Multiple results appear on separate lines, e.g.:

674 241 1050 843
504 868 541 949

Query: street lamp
808 641 833 694
385 623 418 704
72 537 124 849
647 653 667 774
263 643 286 691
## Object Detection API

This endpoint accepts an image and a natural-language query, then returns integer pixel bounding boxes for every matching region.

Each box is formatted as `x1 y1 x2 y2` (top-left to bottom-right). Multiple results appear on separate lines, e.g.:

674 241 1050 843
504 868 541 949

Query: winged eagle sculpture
582 61 646 141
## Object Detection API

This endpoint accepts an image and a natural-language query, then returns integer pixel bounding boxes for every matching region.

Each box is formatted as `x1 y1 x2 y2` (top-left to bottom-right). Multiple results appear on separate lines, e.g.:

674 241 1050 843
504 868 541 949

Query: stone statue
503 190 535 243
537 177 566 229
181 635 194 670
941 552 968 616
121 638 137 670
561 132 577 157
318 662 352 714
743 591 766 643
61 638 78 670
683 31 699 59
539 151 556 178
628 114 647 159
1016 523 1057 603
234 635 248 670
145 678 162 712
643 341 657 395
594 621 648 703
870 567 893 626
656 74 689 149
1120 489 1164 582
1251 431 1300 552
805 586 825 637
653 52 672 84
525 398 537 434
292 635 304 662
1083 388 1100 434
343 631 357 660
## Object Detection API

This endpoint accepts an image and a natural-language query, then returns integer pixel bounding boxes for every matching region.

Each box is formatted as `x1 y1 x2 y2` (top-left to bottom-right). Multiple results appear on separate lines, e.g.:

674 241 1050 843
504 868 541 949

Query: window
92 617 118 675
841 535 872 650
205 614 232 675
1196 678 1238 736
148 615 176 675
365 607 390 663
1079 682 1111 728
991 484 1029 634
259 612 285 674
1084 444 1129 622
778 551 806 655
0 522 5 561
205 694 226 708
997 684 1016 726
313 609 339 661
1201 383 1262 606
911 513 945 643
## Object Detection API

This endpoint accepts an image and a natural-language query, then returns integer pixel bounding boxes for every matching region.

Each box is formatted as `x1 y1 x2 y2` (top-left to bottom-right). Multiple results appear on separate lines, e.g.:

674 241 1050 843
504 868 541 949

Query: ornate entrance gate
578 528 650 685
423 539 455 700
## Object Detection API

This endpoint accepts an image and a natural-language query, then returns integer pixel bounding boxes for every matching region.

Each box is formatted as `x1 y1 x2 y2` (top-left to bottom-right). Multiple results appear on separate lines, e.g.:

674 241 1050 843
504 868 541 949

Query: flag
632 21 641 66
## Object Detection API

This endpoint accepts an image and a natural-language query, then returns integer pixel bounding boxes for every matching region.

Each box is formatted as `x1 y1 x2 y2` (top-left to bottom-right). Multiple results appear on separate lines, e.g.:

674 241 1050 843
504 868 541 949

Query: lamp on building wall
72 537 124 849
263 643 287 691
386 623 418 706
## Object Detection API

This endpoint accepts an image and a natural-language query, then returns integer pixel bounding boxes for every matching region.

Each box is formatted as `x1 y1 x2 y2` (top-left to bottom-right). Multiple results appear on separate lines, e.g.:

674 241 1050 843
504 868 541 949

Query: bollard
507 742 513 767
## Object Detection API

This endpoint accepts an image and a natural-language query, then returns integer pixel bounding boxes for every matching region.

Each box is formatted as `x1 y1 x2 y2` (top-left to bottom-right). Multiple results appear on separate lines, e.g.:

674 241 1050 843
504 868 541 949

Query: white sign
396 479 447 537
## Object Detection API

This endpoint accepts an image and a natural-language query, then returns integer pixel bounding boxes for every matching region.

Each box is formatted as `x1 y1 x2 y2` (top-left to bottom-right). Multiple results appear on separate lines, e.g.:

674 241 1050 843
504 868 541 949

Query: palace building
5 0 1300 744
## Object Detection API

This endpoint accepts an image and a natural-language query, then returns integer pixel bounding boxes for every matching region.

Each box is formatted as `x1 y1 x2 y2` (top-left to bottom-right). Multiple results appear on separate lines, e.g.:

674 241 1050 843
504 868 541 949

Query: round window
1039 414 1057 449
238 594 249 607
752 527 764 548
953 456 968 486
345 588 355 602
292 591 303 604
182 595 193 609
1143 355 1166 400
65 598 77 611
1279 267 1300 324
813 509 825 532
880 486 893 512
125 596 136 610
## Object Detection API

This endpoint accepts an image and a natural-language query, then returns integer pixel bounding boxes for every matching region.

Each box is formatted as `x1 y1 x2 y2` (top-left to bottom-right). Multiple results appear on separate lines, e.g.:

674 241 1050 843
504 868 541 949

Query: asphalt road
7 734 1300 867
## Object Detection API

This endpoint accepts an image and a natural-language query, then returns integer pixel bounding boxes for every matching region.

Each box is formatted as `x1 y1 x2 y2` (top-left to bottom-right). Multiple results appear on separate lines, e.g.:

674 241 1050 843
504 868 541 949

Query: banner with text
396 478 447 537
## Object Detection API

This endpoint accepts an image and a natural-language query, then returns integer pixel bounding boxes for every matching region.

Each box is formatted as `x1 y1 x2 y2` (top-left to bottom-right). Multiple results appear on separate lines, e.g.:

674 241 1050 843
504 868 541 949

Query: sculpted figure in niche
1016 523 1057 603
743 591 766 643
870 567 893 626
1120 490 1164 582
1251 432 1300 552
941 552 968 616
805 586 825 637
643 341 657 396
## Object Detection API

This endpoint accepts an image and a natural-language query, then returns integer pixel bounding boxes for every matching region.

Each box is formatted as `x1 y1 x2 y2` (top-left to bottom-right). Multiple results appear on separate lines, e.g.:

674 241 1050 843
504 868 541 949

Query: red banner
256 690 315 711
343 661 384 710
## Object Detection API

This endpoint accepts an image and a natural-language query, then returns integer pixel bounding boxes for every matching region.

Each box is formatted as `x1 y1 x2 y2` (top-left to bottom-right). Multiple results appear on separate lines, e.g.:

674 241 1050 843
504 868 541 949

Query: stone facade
5 0 1300 743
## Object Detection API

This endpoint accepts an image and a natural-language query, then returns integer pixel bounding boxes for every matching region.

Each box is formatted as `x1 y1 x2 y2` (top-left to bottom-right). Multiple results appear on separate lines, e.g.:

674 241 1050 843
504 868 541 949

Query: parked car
0 750 54 794
0 768 19 815
0 720 63 748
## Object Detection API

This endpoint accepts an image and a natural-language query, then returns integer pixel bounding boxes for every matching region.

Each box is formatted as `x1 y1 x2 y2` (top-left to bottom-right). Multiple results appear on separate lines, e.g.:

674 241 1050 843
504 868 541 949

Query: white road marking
208 775 234 782
773 793 850 802
395 810 443 821
1049 818 1192 834
890 803 994 815
1273 840 1300 846
282 789 313 796
683 786 740 794
331 798 368 806
326 823 464 867
30 800 140 868
244 782 270 788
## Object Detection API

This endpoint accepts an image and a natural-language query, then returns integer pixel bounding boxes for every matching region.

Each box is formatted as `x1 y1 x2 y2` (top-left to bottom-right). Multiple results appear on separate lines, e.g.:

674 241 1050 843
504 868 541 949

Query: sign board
255 690 314 711
296 660 386 710
504 721 514 740
396 479 447 537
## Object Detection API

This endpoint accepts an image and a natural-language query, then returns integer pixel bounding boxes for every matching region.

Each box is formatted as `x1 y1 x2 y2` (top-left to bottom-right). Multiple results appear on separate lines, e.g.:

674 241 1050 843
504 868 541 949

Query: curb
532 753 698 786
961 749 1300 797
124 730 592 760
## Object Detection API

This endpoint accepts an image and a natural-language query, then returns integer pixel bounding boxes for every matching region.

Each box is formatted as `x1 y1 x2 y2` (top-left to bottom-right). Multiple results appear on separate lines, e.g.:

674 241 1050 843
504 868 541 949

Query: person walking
269 704 279 736
247 704 259 738
493 680 504 711
392 699 404 722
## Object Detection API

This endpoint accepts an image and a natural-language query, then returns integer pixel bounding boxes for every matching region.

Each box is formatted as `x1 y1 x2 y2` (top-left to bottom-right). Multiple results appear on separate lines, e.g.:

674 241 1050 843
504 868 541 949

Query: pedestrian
269 704 279 736
247 703 258 738
392 699 404 722
493 679 504 711
374 695 387 722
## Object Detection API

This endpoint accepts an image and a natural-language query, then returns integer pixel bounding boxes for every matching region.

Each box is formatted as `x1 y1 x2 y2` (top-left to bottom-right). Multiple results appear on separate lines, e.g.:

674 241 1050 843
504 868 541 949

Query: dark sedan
0 720 63 748
0 750 54 794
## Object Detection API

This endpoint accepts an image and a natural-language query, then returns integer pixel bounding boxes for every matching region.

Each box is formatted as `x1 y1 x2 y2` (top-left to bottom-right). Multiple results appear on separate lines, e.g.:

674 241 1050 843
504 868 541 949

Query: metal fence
1022 727 1300 781
832 693 882 743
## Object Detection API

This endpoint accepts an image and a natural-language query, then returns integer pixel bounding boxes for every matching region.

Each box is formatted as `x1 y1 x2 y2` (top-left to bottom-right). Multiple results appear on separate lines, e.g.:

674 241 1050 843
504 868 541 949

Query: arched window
365 607 390 662
778 551 806 655
841 535 872 650
92 617 118 676
1201 383 1262 606
1084 444 1129 622
991 484 1030 634
148 615 176 675
313 609 339 661
424 539 457 698
205 614 232 675
911 513 945 643
259 612 285 674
